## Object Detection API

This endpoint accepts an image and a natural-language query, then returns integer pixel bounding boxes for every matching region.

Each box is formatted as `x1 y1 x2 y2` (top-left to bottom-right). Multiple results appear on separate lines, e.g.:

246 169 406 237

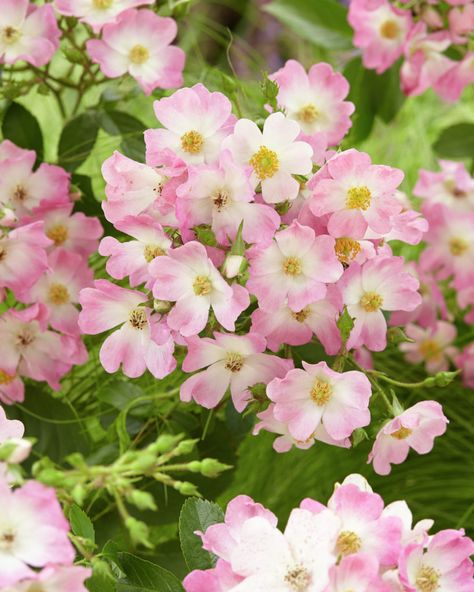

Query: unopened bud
200 458 232 478
126 490 157 511
125 517 153 548
153 299 172 314
0 438 32 464
150 433 183 454
174 481 200 496
72 484 87 506
174 439 198 456
223 255 246 279
129 453 157 472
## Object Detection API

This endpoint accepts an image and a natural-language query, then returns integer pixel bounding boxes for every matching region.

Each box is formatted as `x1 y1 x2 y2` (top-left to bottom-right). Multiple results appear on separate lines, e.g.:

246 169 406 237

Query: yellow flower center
380 20 400 39
282 256 302 276
12 185 27 202
360 292 383 312
129 44 149 65
193 275 212 296
415 565 440 592
212 189 230 212
225 352 244 372
129 308 147 330
181 130 204 154
46 224 68 246
419 339 441 361
291 307 311 323
284 566 312 591
26 584 46 592
48 283 70 305
346 186 372 210
335 237 361 265
249 146 279 180
2 26 21 45
296 104 319 124
449 237 469 256
336 531 362 556
93 0 113 9
143 244 166 263
0 370 15 385
391 426 413 440
310 379 332 406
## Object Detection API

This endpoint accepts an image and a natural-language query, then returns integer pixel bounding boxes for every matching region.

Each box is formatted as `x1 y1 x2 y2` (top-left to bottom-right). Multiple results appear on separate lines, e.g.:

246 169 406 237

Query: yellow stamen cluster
181 130 204 155
46 224 68 246
391 426 412 440
291 307 311 323
448 237 469 256
310 379 332 406
284 566 311 591
346 185 372 210
0 370 15 385
380 20 400 39
335 237 361 265
129 308 147 330
336 530 362 556
415 565 440 592
144 244 166 263
225 352 244 373
296 104 319 124
419 339 441 361
48 283 70 305
129 44 149 65
93 0 113 9
249 146 279 180
360 292 383 312
282 256 302 276
193 275 212 296
2 26 21 45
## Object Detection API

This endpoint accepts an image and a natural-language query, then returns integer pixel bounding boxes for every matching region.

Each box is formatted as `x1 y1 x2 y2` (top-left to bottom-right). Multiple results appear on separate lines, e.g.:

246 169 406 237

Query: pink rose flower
270 59 354 150
181 332 292 410
310 149 404 239
435 53 474 103
55 0 153 32
0 372 24 405
149 241 249 336
326 553 391 592
145 84 235 166
183 559 242 592
223 112 313 203
267 361 371 442
400 321 458 374
368 401 448 475
348 0 412 74
78 280 176 378
3 564 92 591
339 255 421 352
0 0 60 67
247 221 343 312
87 9 185 95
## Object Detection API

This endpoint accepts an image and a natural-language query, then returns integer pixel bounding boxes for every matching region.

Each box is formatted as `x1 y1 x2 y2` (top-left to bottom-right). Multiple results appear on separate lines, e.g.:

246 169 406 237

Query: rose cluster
0 0 184 95
390 159 474 389
183 473 474 592
0 405 90 589
78 60 448 469
0 140 102 403
348 0 474 100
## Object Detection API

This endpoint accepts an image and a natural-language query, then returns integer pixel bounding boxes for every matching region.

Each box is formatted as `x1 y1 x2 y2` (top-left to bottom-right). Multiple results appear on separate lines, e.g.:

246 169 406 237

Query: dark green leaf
337 306 355 347
58 111 100 171
2 102 43 162
69 504 95 543
179 497 224 571
117 553 184 592
96 379 145 411
433 123 474 158
264 0 353 50
100 110 146 161
371 60 405 124
343 58 376 144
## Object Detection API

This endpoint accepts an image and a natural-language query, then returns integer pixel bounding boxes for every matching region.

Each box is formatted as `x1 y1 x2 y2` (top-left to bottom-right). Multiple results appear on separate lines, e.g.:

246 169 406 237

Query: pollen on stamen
448 237 469 256
346 185 372 210
284 565 311 591
335 237 361 265
360 292 383 312
2 26 21 45
296 104 319 125
48 283 70 305
144 244 166 263
310 379 332 406
291 307 311 323
0 369 15 385
212 189 230 212
249 146 280 180
129 308 147 330
419 339 441 361
129 44 149 65
391 426 412 440
193 275 212 296
0 246 6 262
282 256 302 276
12 185 27 202
225 352 244 372
93 0 113 9
181 130 204 155
380 20 400 39
46 224 68 246
336 530 362 556
416 565 440 592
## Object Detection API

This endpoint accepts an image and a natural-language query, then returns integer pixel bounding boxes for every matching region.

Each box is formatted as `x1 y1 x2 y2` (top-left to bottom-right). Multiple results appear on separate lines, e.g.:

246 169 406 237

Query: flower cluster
392 159 474 390
348 0 474 100
0 402 90 589
0 140 102 403
78 62 441 466
183 473 474 592
0 0 184 96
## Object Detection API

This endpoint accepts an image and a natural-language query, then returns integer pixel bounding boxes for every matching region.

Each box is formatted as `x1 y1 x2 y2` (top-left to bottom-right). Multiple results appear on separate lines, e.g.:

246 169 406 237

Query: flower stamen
249 146 279 180
282 256 302 276
181 130 204 154
360 292 383 312
416 565 440 592
310 379 332 406
380 20 400 39
296 104 319 124
193 275 212 296
346 186 372 210
46 224 68 246
129 44 149 65
225 352 244 372
129 308 147 330
336 530 362 556
144 244 166 263
48 283 70 305
335 237 361 265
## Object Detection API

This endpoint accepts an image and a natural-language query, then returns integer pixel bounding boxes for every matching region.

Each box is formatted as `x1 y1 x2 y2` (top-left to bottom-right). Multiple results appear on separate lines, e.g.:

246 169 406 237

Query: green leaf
433 123 474 158
96 379 145 411
179 497 224 571
100 110 146 162
117 552 184 592
69 504 95 543
264 0 353 50
343 58 376 144
1 102 43 162
58 111 100 171
337 306 355 348
371 60 405 124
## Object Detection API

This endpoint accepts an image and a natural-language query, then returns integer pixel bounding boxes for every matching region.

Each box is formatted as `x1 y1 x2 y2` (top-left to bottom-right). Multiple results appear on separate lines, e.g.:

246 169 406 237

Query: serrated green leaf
69 504 95 543
179 497 224 571
117 553 184 592
2 102 43 162
433 123 474 158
